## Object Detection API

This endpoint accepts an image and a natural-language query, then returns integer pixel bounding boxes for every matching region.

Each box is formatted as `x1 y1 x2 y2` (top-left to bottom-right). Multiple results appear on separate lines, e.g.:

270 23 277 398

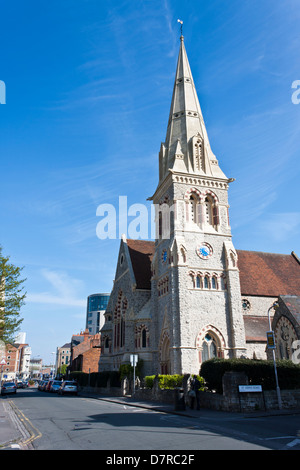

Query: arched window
202 334 218 362
196 275 201 288
142 328 147 348
180 247 186 264
189 272 195 288
158 211 162 237
204 276 209 289
113 294 127 351
204 196 213 225
189 195 197 223
211 276 217 290
136 325 149 349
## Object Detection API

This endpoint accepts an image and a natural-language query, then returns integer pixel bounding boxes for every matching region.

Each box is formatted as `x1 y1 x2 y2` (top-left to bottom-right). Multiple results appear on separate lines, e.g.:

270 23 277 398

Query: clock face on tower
197 243 213 259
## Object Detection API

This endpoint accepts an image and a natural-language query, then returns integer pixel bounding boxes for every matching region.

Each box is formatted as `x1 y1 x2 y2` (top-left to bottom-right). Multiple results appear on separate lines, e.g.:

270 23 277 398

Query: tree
0 246 26 344
57 363 67 376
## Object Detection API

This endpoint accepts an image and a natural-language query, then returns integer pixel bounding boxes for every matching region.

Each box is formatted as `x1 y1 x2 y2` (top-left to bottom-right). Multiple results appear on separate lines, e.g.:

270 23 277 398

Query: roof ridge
291 251 300 265
237 249 293 257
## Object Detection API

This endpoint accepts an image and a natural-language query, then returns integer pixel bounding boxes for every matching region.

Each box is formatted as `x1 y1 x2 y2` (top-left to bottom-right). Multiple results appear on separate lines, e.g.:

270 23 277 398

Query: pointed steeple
159 36 227 182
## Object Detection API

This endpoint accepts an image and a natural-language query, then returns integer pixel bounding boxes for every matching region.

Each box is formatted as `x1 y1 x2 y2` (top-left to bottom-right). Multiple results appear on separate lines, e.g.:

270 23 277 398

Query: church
99 35 300 377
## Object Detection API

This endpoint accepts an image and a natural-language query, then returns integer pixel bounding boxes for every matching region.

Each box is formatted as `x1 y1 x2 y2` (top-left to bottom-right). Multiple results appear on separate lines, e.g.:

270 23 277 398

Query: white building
85 293 110 335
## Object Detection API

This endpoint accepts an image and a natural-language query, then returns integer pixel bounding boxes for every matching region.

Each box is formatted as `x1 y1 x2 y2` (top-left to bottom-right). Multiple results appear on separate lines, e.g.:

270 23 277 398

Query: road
3 387 300 451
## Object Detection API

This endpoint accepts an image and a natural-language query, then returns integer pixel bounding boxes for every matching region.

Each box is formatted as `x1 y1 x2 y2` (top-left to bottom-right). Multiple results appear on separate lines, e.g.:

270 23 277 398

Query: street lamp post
267 302 282 410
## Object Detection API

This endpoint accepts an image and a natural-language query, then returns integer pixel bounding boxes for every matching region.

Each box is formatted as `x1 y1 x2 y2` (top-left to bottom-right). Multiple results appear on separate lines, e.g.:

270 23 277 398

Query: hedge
144 374 205 390
69 371 121 388
200 358 300 394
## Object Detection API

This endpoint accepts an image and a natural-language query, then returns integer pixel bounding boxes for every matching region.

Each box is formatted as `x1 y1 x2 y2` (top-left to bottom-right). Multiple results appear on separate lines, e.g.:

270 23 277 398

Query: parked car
38 380 48 391
50 380 62 393
1 382 17 395
22 380 29 388
58 381 78 396
38 380 46 391
45 380 53 392
16 380 24 389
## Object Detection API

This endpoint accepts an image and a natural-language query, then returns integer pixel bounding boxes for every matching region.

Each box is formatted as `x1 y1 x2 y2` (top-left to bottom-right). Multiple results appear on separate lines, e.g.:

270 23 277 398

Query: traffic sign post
130 354 138 396
267 303 282 409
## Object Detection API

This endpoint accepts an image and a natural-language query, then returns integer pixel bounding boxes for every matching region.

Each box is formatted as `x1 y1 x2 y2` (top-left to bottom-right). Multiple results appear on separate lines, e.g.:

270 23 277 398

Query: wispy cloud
256 212 300 243
26 269 86 308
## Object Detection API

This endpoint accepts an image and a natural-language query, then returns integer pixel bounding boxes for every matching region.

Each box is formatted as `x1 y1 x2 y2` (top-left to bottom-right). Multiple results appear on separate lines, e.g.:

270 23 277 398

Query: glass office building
86 293 110 335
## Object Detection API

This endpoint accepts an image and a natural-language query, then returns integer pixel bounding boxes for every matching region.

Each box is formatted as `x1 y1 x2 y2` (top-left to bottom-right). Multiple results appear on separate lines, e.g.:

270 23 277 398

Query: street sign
130 354 138 396
0 358 6 365
130 354 138 367
238 385 262 393
266 331 276 349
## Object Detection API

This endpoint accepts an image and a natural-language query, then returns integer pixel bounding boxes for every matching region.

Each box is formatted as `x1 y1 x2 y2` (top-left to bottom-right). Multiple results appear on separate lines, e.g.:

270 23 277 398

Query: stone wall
199 371 300 412
80 372 300 413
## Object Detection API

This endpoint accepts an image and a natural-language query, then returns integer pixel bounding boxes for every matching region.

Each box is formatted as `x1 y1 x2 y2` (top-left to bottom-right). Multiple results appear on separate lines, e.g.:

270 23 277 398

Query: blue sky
0 0 299 365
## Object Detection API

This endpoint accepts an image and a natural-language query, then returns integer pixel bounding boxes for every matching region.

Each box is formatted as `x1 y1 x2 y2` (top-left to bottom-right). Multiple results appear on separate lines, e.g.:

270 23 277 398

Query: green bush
144 374 182 389
200 358 300 394
159 374 183 389
144 374 205 390
119 360 143 381
144 375 156 389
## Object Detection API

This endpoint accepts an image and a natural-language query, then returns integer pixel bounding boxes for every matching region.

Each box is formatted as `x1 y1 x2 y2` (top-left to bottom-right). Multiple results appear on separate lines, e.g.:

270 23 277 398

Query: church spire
159 35 227 181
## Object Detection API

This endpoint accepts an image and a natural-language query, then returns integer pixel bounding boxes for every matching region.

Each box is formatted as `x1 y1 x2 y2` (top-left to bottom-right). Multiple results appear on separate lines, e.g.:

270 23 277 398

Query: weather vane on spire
177 19 183 36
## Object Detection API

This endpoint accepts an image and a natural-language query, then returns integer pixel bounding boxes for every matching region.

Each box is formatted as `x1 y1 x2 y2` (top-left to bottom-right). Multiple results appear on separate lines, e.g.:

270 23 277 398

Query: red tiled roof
237 251 300 297
125 241 300 297
243 315 270 342
126 239 155 289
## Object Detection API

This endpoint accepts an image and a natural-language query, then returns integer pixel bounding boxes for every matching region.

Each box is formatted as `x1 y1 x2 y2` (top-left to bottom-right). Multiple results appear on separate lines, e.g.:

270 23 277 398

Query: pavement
0 396 24 450
1 390 300 450
80 392 300 420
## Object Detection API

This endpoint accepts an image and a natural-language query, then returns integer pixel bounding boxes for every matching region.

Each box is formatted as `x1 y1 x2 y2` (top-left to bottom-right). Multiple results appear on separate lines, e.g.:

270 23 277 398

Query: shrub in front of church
159 374 183 389
144 374 183 389
144 375 156 389
144 374 204 390
200 358 300 394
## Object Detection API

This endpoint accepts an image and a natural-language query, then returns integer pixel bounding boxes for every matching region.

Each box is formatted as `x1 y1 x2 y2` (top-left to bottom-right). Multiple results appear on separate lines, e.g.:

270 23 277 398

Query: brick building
2 342 31 381
69 329 101 373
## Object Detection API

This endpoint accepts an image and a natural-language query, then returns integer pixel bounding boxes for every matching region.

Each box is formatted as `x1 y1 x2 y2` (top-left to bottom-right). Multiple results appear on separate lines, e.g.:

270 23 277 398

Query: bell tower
149 35 246 374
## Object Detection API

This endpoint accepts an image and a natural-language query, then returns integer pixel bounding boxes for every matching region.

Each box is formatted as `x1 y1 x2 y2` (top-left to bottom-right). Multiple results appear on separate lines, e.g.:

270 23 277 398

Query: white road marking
286 439 300 448
10 444 21 449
